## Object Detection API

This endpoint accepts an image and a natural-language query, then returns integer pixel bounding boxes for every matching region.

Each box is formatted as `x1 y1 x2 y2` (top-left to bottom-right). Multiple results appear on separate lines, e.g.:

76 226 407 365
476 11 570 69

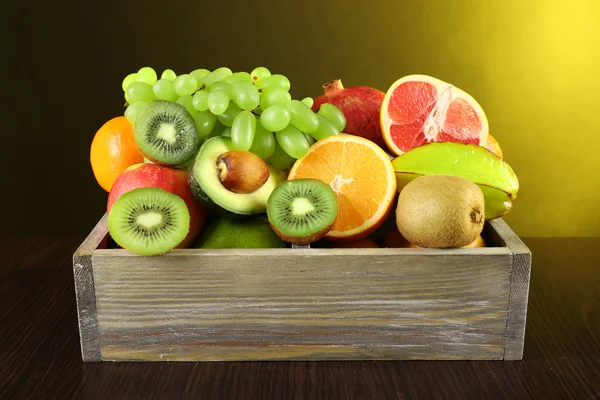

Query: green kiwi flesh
134 100 199 166
108 187 190 255
267 178 338 245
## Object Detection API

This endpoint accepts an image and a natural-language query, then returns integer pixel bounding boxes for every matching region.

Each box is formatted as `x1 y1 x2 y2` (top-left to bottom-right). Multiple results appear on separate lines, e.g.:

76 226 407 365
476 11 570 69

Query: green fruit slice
391 142 519 220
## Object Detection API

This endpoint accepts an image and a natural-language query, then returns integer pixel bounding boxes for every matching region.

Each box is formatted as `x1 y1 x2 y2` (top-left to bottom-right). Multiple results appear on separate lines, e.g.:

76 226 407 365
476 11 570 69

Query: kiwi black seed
134 100 199 166
266 178 338 245
107 187 190 256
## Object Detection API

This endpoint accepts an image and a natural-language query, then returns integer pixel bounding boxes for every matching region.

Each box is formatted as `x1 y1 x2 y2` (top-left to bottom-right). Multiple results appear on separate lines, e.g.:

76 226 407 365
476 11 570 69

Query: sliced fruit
134 100 199 166
108 187 190 256
90 116 144 192
107 163 206 248
288 134 397 241
391 142 519 219
267 178 338 245
190 136 287 215
380 74 489 156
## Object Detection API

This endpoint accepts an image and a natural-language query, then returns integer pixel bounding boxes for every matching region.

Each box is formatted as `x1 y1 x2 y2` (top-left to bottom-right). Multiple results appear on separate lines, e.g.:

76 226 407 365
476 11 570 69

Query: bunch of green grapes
121 66 346 169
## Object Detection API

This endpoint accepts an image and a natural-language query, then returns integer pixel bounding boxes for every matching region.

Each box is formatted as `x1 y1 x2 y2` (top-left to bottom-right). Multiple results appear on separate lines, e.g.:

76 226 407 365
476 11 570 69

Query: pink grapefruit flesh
380 75 489 156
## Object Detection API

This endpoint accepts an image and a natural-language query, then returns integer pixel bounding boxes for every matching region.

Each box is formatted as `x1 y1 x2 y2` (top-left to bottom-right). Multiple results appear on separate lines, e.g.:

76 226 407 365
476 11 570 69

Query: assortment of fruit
89 66 520 255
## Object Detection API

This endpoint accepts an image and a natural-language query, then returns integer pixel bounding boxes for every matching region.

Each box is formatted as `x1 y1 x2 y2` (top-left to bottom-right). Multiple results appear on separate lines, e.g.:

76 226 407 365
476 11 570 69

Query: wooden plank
92 248 513 361
72 213 109 362
489 218 532 360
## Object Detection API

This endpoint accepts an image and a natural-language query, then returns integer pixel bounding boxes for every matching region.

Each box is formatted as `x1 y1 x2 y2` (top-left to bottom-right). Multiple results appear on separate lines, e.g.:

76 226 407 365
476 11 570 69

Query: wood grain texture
489 219 532 360
2 237 599 399
92 248 513 361
72 214 109 362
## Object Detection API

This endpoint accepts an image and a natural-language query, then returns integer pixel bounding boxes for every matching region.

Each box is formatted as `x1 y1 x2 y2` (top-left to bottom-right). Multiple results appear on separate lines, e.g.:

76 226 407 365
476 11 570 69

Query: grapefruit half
380 75 489 156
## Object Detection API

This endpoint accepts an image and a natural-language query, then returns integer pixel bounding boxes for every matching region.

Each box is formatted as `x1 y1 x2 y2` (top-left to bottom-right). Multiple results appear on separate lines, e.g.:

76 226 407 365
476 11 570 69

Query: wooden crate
73 214 531 362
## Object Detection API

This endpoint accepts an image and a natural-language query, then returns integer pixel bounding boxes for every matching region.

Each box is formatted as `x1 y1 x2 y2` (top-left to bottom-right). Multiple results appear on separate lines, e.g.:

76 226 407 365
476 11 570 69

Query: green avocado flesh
191 136 287 215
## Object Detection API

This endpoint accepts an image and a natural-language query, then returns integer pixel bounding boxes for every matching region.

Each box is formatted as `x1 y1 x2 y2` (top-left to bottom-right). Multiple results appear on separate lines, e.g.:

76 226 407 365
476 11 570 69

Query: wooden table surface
1 237 599 399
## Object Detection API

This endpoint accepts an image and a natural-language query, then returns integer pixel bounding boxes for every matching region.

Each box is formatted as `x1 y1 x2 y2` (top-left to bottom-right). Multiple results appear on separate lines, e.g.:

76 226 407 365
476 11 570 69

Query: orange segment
288 134 397 241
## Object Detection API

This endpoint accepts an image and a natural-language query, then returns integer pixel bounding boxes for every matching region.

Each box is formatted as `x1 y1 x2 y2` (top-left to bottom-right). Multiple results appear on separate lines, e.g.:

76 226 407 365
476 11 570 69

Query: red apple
108 163 206 248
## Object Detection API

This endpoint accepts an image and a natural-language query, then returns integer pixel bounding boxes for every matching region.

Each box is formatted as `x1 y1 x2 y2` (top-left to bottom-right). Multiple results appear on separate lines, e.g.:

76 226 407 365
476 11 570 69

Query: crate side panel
92 252 512 361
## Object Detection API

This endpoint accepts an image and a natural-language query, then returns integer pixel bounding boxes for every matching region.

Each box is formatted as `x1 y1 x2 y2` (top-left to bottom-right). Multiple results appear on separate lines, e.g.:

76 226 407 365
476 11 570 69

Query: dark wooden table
1 237 599 399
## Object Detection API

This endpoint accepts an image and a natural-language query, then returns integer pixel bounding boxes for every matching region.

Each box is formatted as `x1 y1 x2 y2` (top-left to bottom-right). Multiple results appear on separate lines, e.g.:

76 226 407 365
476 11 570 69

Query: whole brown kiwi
395 175 485 248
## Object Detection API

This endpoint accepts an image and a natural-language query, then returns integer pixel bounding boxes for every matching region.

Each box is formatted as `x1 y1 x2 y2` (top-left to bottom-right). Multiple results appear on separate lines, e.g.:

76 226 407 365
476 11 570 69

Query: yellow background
213 0 598 237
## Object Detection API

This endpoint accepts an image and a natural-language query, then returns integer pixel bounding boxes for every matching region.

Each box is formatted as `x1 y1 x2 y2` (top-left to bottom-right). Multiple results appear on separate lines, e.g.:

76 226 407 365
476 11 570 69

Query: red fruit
312 79 386 149
108 163 206 248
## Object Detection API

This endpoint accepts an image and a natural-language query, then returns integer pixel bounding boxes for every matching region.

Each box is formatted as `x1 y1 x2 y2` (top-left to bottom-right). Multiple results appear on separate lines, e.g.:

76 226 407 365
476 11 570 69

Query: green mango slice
391 142 519 220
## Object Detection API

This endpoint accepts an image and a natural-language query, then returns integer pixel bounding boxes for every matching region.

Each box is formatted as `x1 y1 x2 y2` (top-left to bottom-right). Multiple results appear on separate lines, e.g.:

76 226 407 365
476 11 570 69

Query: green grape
194 110 217 139
276 125 310 159
124 90 132 104
301 97 314 108
221 128 232 137
137 67 158 85
259 105 290 132
317 103 346 132
126 82 156 103
202 67 233 86
206 121 226 139
124 101 148 124
176 95 197 117
231 111 256 151
231 82 260 110
269 140 294 170
286 100 319 134
225 72 252 84
207 90 230 115
303 132 315 147
206 81 232 95
122 73 137 91
259 87 291 109
161 69 177 81
250 120 276 159
173 74 198 97
190 69 210 89
257 74 290 91
153 79 178 101
217 102 242 127
312 114 339 140
192 90 210 111
251 67 271 83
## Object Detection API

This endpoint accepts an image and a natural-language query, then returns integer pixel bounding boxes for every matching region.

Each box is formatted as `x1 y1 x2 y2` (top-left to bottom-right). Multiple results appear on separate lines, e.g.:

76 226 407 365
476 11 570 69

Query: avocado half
190 136 287 215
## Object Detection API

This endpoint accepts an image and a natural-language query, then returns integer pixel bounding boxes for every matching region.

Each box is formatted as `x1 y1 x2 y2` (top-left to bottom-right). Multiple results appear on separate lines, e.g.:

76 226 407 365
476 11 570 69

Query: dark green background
4 0 599 237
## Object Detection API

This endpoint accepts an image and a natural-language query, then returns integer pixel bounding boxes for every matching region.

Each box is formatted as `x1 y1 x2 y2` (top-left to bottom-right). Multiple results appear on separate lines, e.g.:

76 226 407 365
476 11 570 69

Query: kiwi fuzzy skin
268 218 335 245
395 174 485 248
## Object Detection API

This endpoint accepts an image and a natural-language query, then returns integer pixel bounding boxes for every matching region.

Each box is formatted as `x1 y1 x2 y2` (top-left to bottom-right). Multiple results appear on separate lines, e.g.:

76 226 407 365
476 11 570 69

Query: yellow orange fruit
90 116 144 192
288 134 397 242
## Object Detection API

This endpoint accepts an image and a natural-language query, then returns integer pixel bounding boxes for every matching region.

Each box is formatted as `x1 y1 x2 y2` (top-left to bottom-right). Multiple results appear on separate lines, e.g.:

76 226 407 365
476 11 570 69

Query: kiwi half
267 178 338 245
134 100 199 166
108 187 190 256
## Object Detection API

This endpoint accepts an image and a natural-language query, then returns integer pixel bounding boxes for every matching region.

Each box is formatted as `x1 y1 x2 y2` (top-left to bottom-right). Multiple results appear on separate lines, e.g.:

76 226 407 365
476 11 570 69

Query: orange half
288 134 397 242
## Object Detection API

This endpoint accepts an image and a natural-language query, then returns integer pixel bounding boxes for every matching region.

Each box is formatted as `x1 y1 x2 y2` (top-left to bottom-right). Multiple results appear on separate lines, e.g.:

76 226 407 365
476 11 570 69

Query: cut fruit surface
381 74 489 155
288 134 396 241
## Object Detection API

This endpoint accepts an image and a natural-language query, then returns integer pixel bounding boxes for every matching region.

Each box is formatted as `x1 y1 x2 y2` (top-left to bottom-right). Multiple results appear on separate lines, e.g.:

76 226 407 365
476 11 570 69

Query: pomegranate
312 79 386 149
